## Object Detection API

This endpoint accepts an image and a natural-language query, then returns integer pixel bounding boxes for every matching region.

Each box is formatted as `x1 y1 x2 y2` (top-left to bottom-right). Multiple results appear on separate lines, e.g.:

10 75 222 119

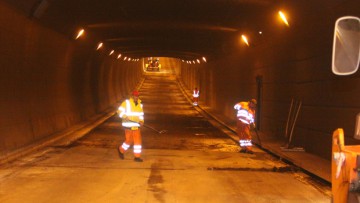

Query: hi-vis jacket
118 98 144 128
193 89 200 98
234 101 255 124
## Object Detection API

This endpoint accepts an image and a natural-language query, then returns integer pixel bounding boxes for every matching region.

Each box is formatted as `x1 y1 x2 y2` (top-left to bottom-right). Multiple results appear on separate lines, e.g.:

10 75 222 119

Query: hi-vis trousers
236 120 252 151
120 128 142 158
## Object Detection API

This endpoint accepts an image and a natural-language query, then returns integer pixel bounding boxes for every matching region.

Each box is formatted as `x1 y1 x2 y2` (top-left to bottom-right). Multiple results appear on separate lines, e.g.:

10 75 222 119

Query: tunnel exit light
279 11 289 27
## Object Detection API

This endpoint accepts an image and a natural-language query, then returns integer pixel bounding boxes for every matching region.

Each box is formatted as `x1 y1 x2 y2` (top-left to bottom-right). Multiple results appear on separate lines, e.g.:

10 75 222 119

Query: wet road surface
0 60 331 202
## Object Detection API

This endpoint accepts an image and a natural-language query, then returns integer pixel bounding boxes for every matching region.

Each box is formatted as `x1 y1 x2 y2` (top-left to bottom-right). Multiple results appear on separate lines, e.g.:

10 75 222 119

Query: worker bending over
234 99 257 154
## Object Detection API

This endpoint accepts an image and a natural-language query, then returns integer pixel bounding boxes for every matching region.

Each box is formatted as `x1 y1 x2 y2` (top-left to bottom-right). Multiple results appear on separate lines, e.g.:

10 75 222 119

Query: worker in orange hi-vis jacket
117 90 144 162
192 87 200 106
234 99 257 154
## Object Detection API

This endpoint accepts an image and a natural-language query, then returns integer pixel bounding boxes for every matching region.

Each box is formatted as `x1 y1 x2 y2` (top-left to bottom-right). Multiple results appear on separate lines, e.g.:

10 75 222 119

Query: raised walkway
177 78 331 184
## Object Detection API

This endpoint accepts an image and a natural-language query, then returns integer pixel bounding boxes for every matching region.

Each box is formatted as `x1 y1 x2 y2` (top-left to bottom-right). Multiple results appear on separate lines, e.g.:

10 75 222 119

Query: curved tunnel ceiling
3 0 331 60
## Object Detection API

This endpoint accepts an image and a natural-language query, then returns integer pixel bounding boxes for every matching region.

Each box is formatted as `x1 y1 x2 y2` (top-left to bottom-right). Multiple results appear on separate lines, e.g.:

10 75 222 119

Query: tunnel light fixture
258 31 263 35
96 42 103 50
128 58 131 61
197 59 200 64
117 54 122 59
202 57 207 62
241 35 250 46
124 57 127 61
109 50 114 56
75 29 84 39
279 11 289 27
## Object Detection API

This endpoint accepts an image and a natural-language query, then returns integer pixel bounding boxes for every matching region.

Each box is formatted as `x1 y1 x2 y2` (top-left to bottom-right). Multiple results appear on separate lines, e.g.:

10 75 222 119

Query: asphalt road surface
0 59 331 203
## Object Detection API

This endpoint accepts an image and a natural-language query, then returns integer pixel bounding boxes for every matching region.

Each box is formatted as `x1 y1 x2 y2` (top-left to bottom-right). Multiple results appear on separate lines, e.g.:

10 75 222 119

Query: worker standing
234 99 257 154
193 87 200 106
117 90 144 162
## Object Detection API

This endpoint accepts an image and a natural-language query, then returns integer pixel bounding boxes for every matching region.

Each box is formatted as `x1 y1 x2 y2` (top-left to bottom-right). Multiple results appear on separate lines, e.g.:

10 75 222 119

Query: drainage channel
207 166 299 173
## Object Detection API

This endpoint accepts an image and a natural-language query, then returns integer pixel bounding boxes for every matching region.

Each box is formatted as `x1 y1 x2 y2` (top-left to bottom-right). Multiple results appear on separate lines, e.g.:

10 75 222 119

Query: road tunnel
0 0 360 202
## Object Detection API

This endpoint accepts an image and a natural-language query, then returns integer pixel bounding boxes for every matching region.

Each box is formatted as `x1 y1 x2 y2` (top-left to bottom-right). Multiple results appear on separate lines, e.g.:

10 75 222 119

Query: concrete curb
0 109 115 165
175 77 331 183
1 75 148 165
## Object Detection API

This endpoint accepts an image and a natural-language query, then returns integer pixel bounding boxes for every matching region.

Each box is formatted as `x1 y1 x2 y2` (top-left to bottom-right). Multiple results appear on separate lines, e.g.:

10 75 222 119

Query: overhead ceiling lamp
241 35 250 46
202 57 207 62
109 50 114 56
258 31 263 35
123 57 127 61
278 11 289 27
197 59 200 64
117 54 122 59
192 61 196 64
75 29 84 39
96 42 103 50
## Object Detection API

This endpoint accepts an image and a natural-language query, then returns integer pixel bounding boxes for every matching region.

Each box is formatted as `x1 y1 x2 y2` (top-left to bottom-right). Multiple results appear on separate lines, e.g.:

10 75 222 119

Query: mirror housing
332 16 360 75
355 113 360 140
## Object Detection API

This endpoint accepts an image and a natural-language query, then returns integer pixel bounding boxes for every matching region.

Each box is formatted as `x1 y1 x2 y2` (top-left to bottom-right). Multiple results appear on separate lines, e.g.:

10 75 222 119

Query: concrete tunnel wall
178 2 360 160
0 2 144 160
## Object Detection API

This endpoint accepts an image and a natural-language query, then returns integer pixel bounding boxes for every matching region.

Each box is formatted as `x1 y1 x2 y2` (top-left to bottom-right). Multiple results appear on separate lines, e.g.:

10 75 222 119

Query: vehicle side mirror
332 16 360 75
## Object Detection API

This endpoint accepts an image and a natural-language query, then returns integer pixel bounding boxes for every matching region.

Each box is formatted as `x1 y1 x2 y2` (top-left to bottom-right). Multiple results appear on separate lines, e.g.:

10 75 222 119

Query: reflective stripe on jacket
193 90 199 98
234 101 255 124
118 98 144 127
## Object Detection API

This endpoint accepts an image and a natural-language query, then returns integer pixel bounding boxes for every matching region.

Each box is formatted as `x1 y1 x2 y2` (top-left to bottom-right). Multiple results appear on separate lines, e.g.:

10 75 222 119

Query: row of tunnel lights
182 57 207 65
75 32 140 62
241 11 289 46
74 11 289 64
179 9 289 64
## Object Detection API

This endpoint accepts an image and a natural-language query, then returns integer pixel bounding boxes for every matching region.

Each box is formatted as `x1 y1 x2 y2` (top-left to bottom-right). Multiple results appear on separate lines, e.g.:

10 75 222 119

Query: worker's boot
134 157 143 162
117 147 124 159
246 148 254 154
239 149 247 153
